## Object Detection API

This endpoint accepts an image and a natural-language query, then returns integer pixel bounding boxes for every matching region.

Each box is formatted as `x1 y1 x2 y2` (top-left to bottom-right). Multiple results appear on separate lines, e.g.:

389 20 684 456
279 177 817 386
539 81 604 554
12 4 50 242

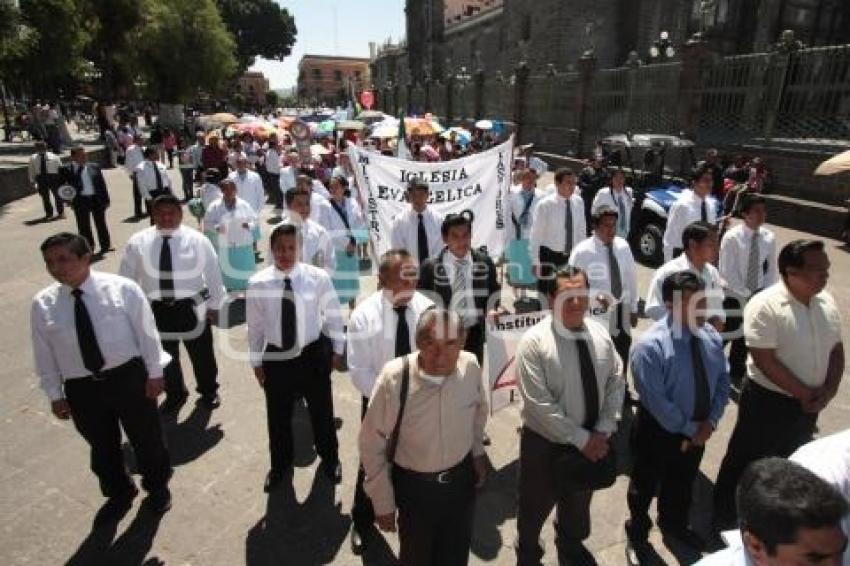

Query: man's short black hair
737 457 848 556
284 186 311 207
608 167 626 183
151 194 182 212
269 222 300 248
40 232 91 258
591 205 619 228
682 221 718 250
777 239 825 278
378 249 414 280
441 213 472 237
661 270 705 303
332 174 349 188
739 192 766 215
407 178 429 193
143 146 158 159
692 163 714 182
554 167 576 184
550 265 590 296
204 168 222 183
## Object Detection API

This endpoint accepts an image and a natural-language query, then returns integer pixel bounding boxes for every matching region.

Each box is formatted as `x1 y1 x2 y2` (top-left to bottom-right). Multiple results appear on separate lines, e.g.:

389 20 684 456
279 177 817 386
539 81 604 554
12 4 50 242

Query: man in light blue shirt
625 270 730 564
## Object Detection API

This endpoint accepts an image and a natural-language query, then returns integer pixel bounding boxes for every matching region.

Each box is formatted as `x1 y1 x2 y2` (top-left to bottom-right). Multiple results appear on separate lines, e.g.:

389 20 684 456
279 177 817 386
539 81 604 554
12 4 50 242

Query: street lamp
649 31 676 60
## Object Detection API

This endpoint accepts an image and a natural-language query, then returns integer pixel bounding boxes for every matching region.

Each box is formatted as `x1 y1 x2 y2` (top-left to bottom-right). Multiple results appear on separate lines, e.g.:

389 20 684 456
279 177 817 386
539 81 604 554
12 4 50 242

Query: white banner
348 137 514 259
484 310 549 414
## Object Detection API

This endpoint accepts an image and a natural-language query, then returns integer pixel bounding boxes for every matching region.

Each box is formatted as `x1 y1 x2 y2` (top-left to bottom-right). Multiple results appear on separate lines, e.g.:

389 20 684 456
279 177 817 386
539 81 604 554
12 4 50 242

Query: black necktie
417 213 429 265
700 199 708 222
40 154 47 177
159 235 174 297
394 305 411 358
607 243 622 299
575 334 599 429
280 277 296 351
71 289 105 374
565 199 574 253
691 333 711 421
154 163 163 192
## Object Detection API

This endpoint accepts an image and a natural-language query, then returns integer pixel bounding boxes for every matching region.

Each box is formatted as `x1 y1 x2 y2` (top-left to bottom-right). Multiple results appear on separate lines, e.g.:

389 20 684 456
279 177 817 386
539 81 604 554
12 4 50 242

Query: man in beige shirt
359 308 488 566
515 265 625 565
713 239 844 530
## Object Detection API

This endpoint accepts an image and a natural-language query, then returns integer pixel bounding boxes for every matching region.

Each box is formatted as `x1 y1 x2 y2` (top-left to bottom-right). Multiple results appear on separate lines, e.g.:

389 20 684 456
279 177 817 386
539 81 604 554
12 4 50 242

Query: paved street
1 167 849 565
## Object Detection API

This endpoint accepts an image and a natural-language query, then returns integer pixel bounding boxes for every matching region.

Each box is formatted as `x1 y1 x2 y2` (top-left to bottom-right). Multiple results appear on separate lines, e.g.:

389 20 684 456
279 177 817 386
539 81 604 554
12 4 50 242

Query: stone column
575 50 597 156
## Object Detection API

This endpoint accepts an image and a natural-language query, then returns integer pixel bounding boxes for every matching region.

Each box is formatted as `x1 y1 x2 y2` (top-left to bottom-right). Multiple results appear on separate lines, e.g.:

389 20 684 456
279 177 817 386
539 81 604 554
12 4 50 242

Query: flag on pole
396 112 411 160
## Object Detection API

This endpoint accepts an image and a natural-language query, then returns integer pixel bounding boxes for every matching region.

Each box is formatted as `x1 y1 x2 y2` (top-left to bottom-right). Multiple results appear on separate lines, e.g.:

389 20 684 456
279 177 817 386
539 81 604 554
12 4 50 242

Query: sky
249 0 406 90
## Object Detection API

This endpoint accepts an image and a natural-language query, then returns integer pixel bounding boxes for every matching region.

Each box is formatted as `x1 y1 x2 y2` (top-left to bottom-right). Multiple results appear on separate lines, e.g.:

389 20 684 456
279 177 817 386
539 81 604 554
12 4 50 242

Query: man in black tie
625 271 730 563
346 249 433 553
418 213 502 365
28 141 64 219
135 146 173 224
389 179 443 266
31 233 173 523
514 266 625 565
62 146 112 256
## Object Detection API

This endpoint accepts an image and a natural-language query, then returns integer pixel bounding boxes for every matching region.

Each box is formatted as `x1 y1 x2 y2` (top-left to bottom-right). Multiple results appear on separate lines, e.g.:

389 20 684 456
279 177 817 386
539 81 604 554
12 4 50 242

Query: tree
216 0 296 72
265 90 278 108
135 0 237 104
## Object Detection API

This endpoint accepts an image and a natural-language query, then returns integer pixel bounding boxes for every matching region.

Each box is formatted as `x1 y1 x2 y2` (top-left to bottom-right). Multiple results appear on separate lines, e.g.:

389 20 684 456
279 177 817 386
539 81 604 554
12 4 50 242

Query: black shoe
482 432 492 446
561 542 596 565
661 526 706 551
625 537 653 566
264 470 284 493
160 394 188 415
324 460 342 484
350 526 366 555
93 486 138 528
145 487 172 514
198 394 221 410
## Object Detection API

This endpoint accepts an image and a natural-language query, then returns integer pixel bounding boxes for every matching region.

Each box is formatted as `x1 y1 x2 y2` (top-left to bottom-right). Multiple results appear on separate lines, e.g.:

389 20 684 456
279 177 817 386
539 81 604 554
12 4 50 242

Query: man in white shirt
203 179 258 292
124 134 146 218
278 151 300 206
346 249 433 554
645 221 726 330
591 168 634 239
247 223 347 493
719 193 778 387
279 187 335 273
389 179 444 266
515 266 625 565
228 154 265 215
663 165 721 261
31 232 173 520
28 141 64 219
505 168 543 290
529 167 587 296
569 206 639 394
713 239 844 530
120 195 226 413
135 146 173 224
263 136 283 210
698 458 847 566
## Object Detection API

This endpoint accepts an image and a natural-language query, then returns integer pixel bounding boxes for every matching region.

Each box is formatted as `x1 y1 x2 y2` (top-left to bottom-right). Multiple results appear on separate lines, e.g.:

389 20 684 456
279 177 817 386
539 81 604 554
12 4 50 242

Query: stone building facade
297 55 371 106
237 71 271 107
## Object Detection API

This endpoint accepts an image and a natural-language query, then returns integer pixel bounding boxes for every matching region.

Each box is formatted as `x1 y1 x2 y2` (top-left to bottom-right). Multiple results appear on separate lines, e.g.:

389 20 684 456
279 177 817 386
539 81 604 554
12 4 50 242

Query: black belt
72 357 144 382
394 453 472 485
151 288 209 308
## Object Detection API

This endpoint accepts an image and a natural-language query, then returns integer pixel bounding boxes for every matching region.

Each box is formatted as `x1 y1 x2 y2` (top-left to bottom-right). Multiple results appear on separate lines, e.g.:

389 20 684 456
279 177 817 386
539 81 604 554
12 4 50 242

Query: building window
334 70 343 81
312 68 321 79
354 70 362 80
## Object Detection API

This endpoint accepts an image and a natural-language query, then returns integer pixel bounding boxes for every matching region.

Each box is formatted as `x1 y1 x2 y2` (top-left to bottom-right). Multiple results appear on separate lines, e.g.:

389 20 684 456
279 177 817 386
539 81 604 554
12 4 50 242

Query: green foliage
135 0 237 103
265 89 278 108
79 0 146 99
216 0 296 71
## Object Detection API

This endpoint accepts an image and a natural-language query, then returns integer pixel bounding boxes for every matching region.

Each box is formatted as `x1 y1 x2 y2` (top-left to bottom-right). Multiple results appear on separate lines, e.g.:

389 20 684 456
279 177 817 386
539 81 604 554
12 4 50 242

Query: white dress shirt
592 186 634 237
529 188 587 266
246 263 345 367
278 166 298 197
644 254 727 322
28 152 62 183
73 164 96 196
347 290 434 397
505 186 543 240
312 179 331 200
228 170 265 214
663 189 720 261
190 143 204 169
119 225 226 312
135 160 172 200
324 197 366 249
719 223 778 299
199 182 223 210
203 197 258 248
389 206 444 264
31 271 170 401
124 145 144 176
569 235 640 330
264 147 282 175
275 215 336 273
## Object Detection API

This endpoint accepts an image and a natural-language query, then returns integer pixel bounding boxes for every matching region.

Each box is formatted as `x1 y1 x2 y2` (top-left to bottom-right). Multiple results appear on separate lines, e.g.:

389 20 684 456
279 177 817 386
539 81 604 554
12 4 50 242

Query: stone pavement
1 168 849 565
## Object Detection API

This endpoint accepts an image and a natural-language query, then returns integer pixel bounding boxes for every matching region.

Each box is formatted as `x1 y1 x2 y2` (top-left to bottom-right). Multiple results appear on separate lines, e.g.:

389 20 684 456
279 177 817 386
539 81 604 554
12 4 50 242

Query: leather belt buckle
436 470 451 484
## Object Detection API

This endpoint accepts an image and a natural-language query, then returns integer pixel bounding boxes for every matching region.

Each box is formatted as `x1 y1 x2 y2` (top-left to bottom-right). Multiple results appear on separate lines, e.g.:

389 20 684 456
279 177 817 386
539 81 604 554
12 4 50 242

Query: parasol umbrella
404 117 444 136
475 119 494 130
370 124 398 139
440 126 472 145
814 149 850 176
310 143 331 156
316 119 336 135
336 119 366 131
210 112 238 124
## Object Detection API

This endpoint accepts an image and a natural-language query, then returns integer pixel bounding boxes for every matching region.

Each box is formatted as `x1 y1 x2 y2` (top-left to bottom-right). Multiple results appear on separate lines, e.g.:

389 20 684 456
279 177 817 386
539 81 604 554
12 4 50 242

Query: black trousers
63 358 172 497
536 247 570 296
464 323 485 366
74 195 111 251
611 303 632 381
723 295 748 386
262 338 339 472
131 173 144 217
152 300 218 399
352 396 375 531
36 174 62 217
516 427 594 566
393 455 476 566
180 168 194 201
264 173 281 208
713 380 817 528
626 408 704 541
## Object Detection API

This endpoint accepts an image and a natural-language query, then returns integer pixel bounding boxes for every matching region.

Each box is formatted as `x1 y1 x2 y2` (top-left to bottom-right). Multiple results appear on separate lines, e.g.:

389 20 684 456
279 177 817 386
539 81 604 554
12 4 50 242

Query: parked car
599 133 721 265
